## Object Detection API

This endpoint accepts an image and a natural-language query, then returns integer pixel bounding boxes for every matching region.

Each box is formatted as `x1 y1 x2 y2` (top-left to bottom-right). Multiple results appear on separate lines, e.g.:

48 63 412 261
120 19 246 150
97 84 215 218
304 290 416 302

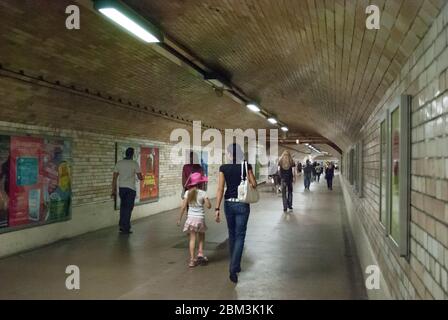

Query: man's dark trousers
119 187 136 232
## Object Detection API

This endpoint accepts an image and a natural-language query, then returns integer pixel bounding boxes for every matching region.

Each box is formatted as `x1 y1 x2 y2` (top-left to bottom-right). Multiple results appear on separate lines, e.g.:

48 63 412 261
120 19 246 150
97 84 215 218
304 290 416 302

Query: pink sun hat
186 172 208 188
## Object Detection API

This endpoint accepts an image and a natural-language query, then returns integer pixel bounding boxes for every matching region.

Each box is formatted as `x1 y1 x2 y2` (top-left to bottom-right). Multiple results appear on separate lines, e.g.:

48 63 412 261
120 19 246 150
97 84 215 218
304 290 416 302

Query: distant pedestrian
303 160 313 190
315 164 322 182
297 162 302 174
182 151 203 198
325 162 335 190
268 158 281 194
177 172 211 268
278 151 295 212
312 161 318 182
112 147 143 234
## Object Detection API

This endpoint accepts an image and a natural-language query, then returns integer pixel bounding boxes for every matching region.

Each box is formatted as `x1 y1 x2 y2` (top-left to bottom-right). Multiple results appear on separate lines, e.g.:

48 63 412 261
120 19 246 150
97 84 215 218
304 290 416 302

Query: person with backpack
278 150 295 213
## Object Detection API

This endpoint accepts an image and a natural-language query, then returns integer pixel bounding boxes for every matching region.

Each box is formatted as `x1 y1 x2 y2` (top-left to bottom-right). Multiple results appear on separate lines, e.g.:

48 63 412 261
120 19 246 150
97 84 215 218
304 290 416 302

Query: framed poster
0 133 72 233
201 150 208 191
115 143 159 209
140 146 159 202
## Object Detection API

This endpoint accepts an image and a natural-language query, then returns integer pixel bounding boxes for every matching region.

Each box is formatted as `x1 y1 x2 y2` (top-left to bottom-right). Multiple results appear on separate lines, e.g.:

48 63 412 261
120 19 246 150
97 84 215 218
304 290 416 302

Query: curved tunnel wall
340 3 448 299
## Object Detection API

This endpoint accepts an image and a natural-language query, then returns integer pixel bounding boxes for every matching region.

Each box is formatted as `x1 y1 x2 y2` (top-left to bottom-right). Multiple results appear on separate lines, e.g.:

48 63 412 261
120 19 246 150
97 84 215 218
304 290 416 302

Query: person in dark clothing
0 156 10 227
0 156 9 195
215 143 257 284
278 150 295 212
303 160 313 190
325 162 335 190
182 151 203 195
315 163 323 182
297 162 302 174
312 161 318 182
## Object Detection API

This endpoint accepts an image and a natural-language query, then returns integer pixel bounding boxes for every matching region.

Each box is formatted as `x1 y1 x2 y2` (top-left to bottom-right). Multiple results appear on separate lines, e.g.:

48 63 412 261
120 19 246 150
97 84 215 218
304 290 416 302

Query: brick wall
0 120 220 257
341 3 448 299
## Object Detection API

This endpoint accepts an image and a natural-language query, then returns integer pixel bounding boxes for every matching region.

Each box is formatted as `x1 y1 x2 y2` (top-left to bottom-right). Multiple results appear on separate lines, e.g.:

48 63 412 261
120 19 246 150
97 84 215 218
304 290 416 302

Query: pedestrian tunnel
0 0 447 301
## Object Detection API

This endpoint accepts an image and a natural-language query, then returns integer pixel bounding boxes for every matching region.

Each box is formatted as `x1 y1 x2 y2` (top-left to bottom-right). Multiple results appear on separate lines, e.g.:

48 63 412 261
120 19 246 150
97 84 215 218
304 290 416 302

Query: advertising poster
115 143 159 209
9 136 43 226
140 147 159 202
200 151 208 177
42 139 72 222
0 135 72 230
200 151 208 191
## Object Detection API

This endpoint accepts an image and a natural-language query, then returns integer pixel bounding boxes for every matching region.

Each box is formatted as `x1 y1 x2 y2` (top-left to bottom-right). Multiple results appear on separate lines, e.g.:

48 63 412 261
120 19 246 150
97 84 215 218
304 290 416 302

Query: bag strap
240 161 248 181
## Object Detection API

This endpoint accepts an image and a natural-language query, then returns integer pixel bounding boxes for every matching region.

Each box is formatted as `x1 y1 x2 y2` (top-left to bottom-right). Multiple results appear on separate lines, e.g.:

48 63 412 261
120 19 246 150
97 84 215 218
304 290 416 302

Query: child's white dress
183 189 208 233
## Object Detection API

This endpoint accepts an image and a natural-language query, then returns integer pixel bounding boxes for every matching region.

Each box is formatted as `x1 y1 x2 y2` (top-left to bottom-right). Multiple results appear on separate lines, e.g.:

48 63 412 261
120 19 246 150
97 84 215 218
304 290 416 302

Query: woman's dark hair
125 147 134 159
227 143 244 164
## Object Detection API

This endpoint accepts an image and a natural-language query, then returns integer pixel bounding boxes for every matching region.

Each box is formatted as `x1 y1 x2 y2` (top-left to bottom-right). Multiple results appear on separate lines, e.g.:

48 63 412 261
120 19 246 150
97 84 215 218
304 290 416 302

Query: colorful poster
140 147 159 201
200 151 208 177
200 151 208 191
1 135 72 229
9 136 43 226
42 139 72 222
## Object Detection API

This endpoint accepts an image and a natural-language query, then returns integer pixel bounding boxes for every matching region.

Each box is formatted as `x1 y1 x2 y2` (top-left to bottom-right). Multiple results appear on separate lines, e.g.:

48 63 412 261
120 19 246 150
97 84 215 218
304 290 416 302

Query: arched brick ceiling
0 0 445 149
0 0 269 138
124 0 445 149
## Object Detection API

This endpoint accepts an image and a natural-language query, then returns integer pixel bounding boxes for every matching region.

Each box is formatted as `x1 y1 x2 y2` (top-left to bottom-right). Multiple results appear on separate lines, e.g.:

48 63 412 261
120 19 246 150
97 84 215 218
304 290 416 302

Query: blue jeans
119 188 136 232
304 175 311 189
281 178 293 210
224 201 250 274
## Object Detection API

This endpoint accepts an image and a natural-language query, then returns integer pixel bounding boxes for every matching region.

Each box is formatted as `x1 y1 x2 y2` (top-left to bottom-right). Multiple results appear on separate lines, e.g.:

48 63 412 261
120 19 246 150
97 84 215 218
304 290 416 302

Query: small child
177 172 211 267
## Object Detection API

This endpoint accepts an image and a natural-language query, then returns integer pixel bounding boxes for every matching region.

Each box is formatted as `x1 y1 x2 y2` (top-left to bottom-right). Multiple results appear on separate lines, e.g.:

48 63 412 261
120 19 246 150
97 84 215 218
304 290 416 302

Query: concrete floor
0 174 367 299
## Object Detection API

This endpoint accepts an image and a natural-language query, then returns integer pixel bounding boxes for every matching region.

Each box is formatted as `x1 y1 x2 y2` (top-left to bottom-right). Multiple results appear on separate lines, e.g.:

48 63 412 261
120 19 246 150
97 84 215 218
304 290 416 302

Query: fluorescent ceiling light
281 126 288 132
246 103 260 112
267 117 277 124
94 0 162 43
99 8 160 43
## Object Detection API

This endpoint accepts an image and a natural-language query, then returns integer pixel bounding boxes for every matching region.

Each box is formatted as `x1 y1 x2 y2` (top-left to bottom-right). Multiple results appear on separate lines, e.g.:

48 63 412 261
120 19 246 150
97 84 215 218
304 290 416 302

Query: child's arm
204 196 211 210
178 197 188 226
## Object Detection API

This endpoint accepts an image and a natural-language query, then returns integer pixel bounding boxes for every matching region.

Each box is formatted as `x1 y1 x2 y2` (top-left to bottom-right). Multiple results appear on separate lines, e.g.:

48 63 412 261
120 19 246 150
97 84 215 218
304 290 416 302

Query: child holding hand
177 172 211 267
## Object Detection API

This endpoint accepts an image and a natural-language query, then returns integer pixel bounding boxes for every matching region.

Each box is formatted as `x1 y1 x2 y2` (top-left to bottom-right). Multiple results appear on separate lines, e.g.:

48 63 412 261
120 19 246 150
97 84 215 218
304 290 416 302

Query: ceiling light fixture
246 103 260 112
281 126 288 132
267 117 277 124
94 0 162 43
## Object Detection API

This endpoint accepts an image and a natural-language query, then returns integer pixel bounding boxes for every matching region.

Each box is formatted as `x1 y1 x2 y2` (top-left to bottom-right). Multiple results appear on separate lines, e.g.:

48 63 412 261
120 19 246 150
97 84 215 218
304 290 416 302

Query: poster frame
0 130 73 235
114 142 160 210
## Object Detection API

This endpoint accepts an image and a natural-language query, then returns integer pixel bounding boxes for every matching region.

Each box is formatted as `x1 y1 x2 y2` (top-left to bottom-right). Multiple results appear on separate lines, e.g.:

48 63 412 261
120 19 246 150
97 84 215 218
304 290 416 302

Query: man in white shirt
111 148 143 234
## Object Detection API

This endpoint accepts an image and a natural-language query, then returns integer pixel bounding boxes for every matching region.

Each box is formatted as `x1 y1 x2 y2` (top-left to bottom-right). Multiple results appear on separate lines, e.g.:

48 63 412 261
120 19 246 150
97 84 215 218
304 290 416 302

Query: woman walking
278 151 295 212
215 143 257 284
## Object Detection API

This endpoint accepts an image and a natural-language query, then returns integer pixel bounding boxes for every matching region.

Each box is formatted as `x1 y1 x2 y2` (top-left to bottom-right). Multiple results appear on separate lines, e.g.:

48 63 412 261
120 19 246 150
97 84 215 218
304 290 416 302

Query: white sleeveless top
184 189 208 218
